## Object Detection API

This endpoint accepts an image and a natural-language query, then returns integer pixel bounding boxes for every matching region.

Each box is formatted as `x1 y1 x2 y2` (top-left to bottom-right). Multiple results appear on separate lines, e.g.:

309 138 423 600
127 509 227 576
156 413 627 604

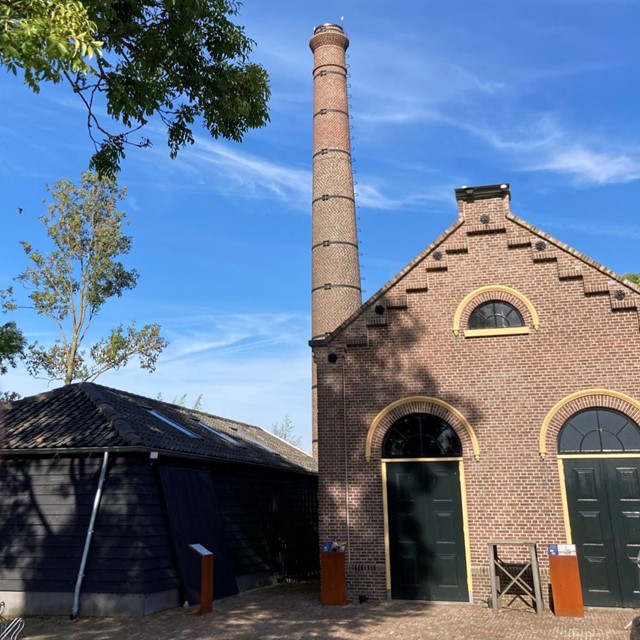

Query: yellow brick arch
365 396 480 462
539 388 640 459
452 285 540 336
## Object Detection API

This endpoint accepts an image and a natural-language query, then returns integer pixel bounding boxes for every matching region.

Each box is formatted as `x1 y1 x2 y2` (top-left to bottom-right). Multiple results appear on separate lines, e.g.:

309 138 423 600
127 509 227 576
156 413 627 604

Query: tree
624 273 640 286
1 0 270 177
0 320 25 375
2 170 167 385
157 392 204 410
0 1 103 87
271 414 301 448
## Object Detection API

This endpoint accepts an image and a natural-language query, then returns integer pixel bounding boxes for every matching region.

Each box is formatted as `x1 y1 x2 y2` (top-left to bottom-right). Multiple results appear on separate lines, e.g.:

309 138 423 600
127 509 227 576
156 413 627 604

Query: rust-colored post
189 543 214 615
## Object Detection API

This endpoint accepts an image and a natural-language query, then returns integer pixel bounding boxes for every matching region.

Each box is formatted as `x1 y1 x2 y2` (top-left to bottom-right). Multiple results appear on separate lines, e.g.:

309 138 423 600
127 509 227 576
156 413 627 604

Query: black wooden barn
0 383 318 616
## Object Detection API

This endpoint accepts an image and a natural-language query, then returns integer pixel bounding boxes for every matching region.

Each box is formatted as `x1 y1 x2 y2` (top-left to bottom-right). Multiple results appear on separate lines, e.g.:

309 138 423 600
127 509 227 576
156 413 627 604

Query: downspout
71 451 109 619
342 357 351 565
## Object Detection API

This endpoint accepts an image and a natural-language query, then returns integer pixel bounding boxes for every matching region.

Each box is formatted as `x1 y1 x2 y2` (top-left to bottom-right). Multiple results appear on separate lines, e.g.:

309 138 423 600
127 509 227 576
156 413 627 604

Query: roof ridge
79 382 144 446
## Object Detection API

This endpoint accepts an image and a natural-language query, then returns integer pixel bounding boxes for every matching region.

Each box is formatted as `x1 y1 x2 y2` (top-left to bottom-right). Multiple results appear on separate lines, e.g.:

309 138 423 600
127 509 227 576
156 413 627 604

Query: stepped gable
311 183 640 350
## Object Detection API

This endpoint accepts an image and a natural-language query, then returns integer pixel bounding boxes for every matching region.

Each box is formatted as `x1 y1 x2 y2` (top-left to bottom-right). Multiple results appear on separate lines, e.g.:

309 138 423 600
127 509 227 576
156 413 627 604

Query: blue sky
1 0 639 452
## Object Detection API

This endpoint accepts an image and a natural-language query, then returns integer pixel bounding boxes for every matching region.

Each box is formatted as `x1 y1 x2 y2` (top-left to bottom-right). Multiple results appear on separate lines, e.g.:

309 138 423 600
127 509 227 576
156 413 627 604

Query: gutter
71 451 109 619
1 446 318 476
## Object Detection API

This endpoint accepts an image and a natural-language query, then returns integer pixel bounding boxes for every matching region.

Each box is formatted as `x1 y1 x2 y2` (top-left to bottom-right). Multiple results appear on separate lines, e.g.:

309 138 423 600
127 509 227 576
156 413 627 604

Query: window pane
468 300 524 329
558 408 640 453
383 413 462 458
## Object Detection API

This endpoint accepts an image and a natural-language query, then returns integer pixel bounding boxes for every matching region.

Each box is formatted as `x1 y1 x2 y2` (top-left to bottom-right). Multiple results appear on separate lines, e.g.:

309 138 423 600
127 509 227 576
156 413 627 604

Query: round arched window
468 300 524 330
382 413 462 458
558 408 640 453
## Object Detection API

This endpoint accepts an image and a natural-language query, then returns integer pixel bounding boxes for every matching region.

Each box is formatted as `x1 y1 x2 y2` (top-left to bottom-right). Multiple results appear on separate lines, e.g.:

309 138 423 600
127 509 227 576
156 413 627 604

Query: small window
383 413 462 458
237 430 281 454
558 408 640 453
146 409 202 439
194 420 245 447
468 301 524 330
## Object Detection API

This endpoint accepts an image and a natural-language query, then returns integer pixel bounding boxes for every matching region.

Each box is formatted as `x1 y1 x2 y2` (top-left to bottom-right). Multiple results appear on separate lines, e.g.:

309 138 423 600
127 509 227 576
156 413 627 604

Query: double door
564 458 640 607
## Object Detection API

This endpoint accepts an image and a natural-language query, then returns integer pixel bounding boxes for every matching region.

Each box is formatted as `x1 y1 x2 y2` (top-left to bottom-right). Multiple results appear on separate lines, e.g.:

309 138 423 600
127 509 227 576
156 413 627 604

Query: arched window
468 300 524 330
558 408 640 453
382 413 462 458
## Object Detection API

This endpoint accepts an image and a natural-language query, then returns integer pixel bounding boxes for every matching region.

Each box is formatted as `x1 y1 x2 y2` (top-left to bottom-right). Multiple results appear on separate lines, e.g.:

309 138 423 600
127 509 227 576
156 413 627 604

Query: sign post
548 544 584 617
189 543 214 615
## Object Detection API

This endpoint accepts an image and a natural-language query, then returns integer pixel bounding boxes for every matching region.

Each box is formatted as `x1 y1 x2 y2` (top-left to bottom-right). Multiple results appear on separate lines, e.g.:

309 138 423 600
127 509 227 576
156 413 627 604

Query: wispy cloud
530 215 640 241
525 146 640 184
471 117 640 185
2 309 315 451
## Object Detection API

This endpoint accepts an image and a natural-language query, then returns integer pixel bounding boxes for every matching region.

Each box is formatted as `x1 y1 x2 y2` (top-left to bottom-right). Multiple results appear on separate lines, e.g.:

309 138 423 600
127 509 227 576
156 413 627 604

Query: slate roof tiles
1 382 316 474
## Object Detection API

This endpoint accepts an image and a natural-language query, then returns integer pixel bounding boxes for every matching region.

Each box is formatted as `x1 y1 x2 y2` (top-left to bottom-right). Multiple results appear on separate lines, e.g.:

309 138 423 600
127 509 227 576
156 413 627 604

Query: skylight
195 421 245 447
236 431 280 455
147 409 202 439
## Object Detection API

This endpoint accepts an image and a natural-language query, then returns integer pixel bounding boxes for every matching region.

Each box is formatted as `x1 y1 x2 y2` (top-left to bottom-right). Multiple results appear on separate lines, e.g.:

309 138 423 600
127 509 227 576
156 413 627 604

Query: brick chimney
454 183 511 220
309 24 362 341
309 24 362 458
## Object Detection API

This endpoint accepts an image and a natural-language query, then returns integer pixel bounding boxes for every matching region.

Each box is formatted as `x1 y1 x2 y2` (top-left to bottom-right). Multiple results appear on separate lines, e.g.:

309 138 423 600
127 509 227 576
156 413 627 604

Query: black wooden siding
1 453 317 609
159 463 319 604
85 455 178 594
0 456 102 593
0 455 178 596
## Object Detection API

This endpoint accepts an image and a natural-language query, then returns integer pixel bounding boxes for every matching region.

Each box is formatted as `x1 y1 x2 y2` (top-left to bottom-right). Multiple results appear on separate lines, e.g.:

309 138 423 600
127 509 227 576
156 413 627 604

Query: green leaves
89 323 168 379
7 170 168 384
2 0 271 176
0 321 26 375
0 0 103 90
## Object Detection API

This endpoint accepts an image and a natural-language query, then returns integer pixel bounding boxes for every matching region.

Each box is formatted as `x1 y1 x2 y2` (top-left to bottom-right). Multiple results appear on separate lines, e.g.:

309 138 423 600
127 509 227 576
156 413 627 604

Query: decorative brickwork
314 184 640 606
309 24 361 342
310 24 363 460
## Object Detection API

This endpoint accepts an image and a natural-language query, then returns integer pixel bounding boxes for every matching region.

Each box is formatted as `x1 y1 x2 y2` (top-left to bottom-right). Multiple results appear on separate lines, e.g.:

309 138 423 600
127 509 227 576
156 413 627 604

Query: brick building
310 24 640 609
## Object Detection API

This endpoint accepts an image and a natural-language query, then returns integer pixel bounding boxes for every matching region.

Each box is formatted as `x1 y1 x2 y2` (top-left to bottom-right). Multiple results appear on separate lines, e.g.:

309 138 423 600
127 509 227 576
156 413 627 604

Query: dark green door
386 461 468 601
564 458 640 607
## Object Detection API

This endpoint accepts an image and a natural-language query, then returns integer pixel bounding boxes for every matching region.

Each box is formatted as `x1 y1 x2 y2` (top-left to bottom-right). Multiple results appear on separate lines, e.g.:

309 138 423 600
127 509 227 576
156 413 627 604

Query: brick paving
22 582 635 639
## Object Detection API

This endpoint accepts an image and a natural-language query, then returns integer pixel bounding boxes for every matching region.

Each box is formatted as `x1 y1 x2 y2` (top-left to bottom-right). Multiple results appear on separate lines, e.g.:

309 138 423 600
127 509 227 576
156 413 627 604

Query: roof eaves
0 445 318 474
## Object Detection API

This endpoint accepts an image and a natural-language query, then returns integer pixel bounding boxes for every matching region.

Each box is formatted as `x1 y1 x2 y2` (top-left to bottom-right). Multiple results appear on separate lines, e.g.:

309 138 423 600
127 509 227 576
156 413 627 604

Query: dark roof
0 382 316 474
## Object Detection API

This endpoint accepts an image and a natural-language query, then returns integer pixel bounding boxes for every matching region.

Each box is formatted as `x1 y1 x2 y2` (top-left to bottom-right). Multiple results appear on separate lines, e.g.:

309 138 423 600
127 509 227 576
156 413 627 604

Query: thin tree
271 414 301 448
2 170 167 385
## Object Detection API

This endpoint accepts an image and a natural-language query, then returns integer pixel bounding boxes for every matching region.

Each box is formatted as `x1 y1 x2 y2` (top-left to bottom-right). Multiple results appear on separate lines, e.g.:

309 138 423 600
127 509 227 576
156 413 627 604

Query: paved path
21 582 635 639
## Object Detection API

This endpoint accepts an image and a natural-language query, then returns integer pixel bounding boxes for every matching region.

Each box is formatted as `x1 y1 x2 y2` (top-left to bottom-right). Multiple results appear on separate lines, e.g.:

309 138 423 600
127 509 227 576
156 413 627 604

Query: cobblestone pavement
21 582 635 639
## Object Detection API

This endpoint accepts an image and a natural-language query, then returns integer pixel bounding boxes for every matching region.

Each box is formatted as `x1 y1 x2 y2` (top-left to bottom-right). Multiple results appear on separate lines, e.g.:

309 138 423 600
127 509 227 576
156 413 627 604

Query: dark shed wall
0 454 178 598
0 456 101 593
210 468 319 581
158 461 319 603
87 455 179 595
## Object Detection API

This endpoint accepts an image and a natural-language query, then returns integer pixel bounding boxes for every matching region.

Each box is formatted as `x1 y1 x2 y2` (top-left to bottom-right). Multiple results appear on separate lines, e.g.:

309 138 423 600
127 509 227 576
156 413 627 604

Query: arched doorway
383 413 469 601
559 408 640 607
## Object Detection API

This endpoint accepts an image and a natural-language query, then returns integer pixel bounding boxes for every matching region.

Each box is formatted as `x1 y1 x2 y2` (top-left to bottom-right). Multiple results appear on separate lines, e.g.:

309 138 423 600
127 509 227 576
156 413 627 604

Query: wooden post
320 551 346 605
189 543 214 615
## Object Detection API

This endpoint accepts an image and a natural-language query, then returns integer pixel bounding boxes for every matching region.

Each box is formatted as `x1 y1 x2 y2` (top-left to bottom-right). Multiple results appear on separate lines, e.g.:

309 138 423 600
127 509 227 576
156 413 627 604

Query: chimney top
455 183 510 203
313 23 344 35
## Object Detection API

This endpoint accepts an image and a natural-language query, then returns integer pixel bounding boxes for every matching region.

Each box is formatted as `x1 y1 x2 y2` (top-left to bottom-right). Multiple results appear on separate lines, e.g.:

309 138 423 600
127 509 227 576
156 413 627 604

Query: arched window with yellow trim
468 300 524 330
453 285 539 338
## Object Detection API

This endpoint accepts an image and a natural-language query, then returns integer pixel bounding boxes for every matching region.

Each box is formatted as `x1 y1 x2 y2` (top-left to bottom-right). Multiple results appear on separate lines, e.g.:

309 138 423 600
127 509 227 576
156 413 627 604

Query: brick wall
314 184 640 604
